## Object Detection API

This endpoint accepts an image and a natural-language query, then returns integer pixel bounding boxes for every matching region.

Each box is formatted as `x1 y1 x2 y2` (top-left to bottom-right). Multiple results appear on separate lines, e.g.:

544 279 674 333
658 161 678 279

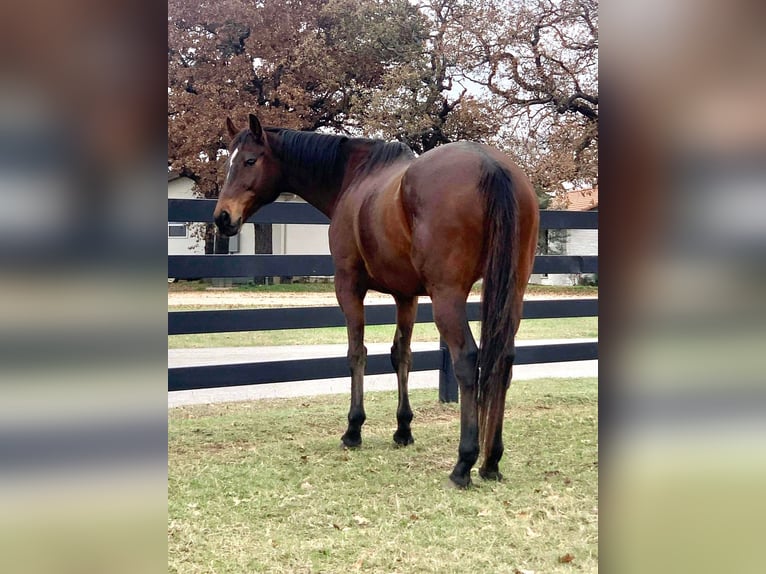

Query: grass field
168 377 598 573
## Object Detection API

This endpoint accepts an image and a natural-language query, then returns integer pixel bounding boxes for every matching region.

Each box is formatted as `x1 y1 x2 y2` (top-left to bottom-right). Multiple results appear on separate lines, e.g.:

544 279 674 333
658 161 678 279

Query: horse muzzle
214 209 242 237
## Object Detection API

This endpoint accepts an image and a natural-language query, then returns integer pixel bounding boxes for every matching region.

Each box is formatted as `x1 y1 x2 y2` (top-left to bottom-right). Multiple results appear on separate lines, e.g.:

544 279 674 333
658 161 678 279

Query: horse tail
477 157 520 461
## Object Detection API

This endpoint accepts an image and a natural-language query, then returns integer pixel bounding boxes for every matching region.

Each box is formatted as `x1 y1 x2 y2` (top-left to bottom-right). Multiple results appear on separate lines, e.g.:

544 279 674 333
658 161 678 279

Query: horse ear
249 113 263 141
225 117 237 138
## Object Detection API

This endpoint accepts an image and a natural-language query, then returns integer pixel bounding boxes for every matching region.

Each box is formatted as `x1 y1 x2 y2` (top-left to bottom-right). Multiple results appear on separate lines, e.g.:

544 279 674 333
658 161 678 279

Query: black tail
477 158 519 460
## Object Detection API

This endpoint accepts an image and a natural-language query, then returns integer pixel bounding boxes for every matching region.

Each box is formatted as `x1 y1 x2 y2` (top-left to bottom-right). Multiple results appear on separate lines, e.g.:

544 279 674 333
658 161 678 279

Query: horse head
214 114 282 236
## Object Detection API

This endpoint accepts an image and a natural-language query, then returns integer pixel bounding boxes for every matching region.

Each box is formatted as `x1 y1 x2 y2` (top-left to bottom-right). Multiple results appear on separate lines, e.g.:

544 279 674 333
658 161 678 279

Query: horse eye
245 158 256 166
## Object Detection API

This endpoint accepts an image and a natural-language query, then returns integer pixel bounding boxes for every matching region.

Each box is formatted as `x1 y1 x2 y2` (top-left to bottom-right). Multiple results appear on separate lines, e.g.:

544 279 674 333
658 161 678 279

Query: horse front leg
392 295 418 446
336 272 368 448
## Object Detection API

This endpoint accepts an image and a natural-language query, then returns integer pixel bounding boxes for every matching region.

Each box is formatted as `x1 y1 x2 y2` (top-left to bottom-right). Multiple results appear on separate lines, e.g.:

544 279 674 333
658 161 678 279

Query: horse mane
355 139 416 176
265 127 415 187
266 128 346 188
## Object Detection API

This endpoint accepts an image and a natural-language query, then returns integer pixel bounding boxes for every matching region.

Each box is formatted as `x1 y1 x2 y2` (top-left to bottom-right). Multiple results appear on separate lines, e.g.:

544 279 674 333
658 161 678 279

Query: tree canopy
168 0 598 199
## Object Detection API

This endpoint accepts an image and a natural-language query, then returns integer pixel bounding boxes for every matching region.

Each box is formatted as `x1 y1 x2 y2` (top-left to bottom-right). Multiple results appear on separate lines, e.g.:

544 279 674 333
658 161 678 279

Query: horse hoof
479 468 504 481
446 472 472 489
393 431 414 446
340 433 362 449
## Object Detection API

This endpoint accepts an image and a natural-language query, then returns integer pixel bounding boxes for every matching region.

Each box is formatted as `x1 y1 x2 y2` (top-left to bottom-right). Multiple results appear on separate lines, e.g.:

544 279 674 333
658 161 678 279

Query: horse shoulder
328 186 368 273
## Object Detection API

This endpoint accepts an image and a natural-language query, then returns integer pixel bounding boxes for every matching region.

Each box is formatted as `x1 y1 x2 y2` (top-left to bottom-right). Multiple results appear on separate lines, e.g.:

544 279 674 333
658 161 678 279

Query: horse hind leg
431 290 479 488
479 297 521 481
391 295 418 446
478 379 510 481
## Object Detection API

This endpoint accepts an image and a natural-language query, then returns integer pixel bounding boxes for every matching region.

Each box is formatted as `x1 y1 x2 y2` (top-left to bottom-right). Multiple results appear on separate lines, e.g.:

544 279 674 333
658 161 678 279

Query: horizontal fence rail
169 342 598 392
168 254 597 279
169 199 597 278
168 199 597 228
169 298 598 335
168 199 598 395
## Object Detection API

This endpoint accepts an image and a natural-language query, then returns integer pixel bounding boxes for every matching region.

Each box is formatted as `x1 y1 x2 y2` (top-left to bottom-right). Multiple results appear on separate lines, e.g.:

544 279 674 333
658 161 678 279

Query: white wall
232 223 256 255
168 223 206 255
272 196 330 255
168 177 194 200
566 228 598 257
168 177 204 255
168 175 255 256
531 226 598 286
272 223 330 255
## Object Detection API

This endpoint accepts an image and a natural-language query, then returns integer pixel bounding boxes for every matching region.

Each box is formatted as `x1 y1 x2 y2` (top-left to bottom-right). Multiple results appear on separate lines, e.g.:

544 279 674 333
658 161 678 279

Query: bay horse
214 114 539 488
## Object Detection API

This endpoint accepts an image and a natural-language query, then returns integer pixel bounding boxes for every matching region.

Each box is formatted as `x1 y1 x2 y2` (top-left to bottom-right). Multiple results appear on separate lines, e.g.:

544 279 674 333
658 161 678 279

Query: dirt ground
168 290 465 308
167 289 588 308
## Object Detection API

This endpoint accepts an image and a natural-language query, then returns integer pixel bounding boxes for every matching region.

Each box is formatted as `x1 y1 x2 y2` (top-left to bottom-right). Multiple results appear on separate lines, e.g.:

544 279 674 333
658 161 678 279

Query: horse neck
275 139 365 219
279 174 343 219
272 137 347 218
272 136 402 218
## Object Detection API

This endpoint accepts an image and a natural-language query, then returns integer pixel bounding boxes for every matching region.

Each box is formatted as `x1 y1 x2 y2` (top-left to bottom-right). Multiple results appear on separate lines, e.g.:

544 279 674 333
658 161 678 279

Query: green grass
168 280 212 292
234 282 338 293
168 378 598 573
168 316 597 349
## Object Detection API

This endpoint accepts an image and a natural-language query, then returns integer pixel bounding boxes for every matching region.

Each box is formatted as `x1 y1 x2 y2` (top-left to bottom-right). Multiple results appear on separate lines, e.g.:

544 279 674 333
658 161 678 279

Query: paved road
168 339 597 407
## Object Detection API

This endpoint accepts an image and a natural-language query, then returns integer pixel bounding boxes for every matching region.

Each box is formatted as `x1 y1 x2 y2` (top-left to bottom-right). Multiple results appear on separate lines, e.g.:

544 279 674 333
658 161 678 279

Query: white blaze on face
226 147 240 183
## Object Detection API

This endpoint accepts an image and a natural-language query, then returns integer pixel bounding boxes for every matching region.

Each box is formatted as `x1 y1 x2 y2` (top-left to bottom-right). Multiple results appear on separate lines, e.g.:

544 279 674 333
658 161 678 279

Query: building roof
563 187 598 211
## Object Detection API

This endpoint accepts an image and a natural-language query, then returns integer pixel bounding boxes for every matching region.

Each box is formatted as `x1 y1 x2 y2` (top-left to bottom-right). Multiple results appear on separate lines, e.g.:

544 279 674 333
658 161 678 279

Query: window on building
168 223 187 238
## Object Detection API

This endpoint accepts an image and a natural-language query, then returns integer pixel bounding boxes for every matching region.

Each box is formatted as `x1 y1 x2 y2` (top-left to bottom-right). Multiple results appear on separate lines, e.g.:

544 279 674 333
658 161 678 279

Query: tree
454 0 598 194
363 0 502 153
168 0 598 199
168 0 428 196
363 0 598 189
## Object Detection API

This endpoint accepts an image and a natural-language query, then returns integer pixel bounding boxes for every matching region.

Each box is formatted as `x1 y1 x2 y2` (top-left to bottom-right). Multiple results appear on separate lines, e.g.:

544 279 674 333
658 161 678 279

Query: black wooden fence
168 199 598 398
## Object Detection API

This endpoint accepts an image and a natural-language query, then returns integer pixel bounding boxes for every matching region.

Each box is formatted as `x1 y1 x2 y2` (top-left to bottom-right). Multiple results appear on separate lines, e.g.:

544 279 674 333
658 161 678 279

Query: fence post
439 337 459 403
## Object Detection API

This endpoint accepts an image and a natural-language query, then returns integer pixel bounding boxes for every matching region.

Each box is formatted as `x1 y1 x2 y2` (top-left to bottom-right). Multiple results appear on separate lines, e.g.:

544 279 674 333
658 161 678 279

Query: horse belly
357 182 424 296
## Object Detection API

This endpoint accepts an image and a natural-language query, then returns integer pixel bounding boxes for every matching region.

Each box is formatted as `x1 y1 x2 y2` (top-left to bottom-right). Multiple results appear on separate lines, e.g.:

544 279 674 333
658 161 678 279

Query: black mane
357 138 416 177
268 128 347 188
265 127 415 188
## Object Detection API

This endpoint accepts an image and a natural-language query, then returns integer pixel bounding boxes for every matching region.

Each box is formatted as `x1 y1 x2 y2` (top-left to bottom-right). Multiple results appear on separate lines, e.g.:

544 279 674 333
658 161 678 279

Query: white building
271 194 331 256
532 187 598 286
168 173 213 256
168 173 330 260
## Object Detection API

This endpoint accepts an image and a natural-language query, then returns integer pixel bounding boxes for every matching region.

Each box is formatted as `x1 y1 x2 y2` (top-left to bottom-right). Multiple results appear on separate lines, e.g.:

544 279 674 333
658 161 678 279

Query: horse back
330 142 537 298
